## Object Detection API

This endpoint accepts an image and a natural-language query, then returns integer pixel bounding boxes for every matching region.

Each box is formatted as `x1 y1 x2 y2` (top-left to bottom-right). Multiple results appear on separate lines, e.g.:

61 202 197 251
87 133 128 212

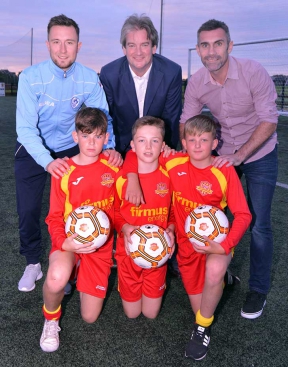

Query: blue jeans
235 146 278 294
14 142 79 265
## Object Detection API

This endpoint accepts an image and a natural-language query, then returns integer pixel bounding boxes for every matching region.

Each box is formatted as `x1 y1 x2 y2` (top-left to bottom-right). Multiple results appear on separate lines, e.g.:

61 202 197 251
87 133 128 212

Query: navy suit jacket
100 54 182 154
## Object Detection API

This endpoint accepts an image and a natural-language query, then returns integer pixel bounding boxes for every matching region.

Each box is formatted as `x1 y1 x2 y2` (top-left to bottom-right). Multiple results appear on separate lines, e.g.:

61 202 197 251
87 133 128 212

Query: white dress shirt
129 64 152 117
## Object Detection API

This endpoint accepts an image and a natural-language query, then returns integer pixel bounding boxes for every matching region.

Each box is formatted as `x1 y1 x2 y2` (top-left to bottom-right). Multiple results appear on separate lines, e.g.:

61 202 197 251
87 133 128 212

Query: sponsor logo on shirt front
173 191 203 212
196 181 213 196
101 173 114 188
155 182 169 197
81 195 114 211
130 206 168 223
177 171 187 176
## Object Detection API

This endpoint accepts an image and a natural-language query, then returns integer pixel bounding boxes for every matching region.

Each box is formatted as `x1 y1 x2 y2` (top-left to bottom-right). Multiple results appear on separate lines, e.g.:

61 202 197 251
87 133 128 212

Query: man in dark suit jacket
100 14 182 156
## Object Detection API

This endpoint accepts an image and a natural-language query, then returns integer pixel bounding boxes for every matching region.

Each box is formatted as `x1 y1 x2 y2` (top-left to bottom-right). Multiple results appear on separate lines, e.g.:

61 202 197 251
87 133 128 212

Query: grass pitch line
276 182 288 189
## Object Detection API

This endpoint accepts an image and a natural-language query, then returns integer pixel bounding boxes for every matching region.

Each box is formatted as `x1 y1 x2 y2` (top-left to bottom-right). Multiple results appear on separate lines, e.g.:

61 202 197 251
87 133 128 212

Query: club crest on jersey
101 173 114 188
155 182 169 197
196 181 213 196
71 97 80 109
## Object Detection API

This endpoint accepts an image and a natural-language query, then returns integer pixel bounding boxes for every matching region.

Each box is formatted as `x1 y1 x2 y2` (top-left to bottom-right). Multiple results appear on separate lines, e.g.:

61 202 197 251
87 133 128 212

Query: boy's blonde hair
75 107 107 134
132 116 165 139
184 115 217 139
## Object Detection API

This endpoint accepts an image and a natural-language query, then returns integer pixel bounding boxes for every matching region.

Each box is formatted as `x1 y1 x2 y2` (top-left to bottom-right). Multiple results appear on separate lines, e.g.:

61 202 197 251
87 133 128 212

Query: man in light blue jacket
15 14 120 292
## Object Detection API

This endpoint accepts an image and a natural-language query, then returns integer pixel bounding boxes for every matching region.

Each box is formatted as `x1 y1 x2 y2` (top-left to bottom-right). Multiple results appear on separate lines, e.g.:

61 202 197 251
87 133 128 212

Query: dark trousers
14 142 79 265
234 147 278 294
213 146 278 294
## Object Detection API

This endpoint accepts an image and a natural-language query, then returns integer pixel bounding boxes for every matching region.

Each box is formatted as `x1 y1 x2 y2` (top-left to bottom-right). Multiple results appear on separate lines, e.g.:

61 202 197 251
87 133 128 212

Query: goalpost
0 29 33 74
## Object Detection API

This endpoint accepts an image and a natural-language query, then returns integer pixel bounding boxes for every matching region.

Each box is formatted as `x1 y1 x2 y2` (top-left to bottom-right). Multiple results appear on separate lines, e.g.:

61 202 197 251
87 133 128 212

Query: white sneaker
18 263 43 292
40 319 61 352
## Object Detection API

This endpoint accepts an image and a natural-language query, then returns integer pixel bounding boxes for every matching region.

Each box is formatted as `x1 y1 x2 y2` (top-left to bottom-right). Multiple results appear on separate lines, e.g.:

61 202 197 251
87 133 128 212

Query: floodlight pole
31 28 33 66
159 0 163 55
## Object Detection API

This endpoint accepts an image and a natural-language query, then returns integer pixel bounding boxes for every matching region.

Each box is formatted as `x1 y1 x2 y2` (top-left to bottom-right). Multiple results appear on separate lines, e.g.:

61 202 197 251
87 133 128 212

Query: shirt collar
203 56 239 85
129 63 152 81
49 58 76 79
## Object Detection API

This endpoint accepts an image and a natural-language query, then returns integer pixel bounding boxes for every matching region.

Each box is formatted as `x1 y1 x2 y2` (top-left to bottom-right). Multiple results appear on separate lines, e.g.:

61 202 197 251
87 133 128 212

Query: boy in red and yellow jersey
114 116 175 319
123 115 251 360
167 115 251 360
40 108 120 353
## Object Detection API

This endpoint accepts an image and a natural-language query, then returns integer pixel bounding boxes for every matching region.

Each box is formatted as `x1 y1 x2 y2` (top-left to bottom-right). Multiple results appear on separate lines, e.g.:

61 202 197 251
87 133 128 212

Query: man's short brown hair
47 14 80 40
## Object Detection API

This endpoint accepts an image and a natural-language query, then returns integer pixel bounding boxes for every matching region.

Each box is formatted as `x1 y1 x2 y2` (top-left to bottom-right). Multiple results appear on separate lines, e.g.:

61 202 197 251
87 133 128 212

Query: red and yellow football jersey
165 156 251 255
114 165 173 257
45 154 119 256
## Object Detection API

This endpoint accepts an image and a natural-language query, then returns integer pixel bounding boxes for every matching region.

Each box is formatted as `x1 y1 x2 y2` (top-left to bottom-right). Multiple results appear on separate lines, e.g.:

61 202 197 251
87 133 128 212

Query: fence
5 83 18 96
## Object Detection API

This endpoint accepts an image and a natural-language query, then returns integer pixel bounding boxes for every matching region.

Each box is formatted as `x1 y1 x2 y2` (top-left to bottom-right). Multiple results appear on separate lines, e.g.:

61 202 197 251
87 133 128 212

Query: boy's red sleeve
219 167 252 254
45 176 67 251
122 150 138 177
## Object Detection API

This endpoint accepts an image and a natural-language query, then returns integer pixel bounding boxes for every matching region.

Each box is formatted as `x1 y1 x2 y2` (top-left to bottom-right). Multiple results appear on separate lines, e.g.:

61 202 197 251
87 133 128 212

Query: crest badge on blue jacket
71 97 80 109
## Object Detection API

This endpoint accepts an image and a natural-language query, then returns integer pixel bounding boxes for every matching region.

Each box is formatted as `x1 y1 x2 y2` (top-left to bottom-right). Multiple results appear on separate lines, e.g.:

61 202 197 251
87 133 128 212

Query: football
185 205 229 246
65 205 110 249
129 224 172 269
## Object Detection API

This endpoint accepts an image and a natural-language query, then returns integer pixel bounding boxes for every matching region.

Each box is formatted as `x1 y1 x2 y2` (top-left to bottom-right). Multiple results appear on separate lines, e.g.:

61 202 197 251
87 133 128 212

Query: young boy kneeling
114 116 175 319
167 115 252 360
40 108 120 352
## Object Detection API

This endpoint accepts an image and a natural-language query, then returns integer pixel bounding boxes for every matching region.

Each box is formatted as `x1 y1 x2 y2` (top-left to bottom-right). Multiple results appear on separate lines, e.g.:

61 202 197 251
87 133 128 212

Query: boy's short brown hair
75 107 107 134
184 115 217 139
132 116 165 139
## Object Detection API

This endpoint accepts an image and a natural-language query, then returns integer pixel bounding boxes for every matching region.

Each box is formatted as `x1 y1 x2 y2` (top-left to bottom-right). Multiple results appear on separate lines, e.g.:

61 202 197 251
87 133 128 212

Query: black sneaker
241 291 267 319
185 323 211 361
224 269 240 286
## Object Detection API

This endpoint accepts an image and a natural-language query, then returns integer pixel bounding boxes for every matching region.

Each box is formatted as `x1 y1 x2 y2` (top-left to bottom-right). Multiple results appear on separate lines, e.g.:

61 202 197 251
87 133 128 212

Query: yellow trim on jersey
100 158 120 173
116 176 127 200
210 166 228 210
165 156 190 172
159 165 169 178
61 165 77 221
